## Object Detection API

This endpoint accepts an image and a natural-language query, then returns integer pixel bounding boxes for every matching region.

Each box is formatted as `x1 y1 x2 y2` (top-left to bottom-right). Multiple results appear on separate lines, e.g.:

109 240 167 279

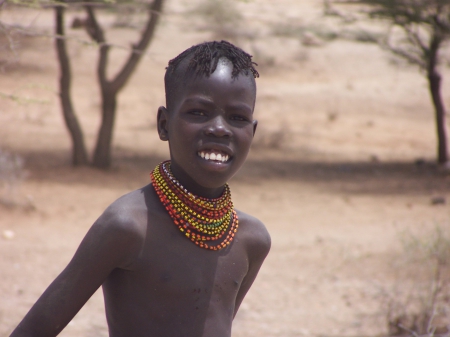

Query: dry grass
379 227 450 337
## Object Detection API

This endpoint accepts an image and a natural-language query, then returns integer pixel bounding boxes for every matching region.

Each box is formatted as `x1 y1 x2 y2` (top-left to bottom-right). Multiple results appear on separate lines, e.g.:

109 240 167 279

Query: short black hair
164 40 258 110
166 40 259 80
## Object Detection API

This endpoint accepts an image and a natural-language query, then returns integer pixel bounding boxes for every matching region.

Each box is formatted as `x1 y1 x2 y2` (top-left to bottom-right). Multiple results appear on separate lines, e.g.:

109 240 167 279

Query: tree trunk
428 72 448 164
427 36 448 165
89 0 164 169
54 6 88 166
92 89 116 169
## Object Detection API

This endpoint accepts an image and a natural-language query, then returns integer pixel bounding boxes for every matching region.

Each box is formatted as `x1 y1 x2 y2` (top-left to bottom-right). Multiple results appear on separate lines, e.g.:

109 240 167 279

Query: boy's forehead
210 57 233 77
210 58 254 86
175 56 252 82
166 56 256 109
186 59 255 92
182 75 256 104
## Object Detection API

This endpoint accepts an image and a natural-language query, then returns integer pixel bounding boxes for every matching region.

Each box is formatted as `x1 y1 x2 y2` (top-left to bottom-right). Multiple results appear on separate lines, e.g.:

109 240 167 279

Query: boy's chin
192 168 238 191
197 157 232 172
170 154 246 190
195 157 245 180
192 170 235 189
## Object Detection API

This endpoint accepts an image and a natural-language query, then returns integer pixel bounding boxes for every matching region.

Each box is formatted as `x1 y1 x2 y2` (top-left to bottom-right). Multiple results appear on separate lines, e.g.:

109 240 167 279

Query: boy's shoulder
235 209 271 258
82 185 156 270
93 185 151 245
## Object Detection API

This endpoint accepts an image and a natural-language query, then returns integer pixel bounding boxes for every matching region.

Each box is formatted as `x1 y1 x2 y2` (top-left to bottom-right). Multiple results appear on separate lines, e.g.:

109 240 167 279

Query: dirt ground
1 1 450 336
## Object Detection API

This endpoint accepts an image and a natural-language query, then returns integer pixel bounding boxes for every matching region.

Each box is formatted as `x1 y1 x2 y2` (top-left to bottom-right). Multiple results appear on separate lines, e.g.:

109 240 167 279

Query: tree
332 0 450 165
55 0 164 168
55 5 89 166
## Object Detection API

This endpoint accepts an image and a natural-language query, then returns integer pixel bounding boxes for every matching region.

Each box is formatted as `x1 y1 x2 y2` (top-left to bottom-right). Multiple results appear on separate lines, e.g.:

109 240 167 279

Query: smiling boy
11 40 271 337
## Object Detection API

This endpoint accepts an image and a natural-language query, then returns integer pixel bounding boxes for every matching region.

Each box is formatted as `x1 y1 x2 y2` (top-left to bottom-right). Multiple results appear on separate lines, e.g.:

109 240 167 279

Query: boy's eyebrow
183 97 215 106
183 97 253 112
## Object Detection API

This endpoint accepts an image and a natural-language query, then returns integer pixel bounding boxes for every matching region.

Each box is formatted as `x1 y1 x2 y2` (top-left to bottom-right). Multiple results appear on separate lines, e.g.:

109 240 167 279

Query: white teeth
198 151 229 163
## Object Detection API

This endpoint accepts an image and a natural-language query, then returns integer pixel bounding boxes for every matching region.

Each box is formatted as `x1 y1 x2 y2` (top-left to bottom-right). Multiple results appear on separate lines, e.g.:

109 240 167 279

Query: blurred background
1 1 449 336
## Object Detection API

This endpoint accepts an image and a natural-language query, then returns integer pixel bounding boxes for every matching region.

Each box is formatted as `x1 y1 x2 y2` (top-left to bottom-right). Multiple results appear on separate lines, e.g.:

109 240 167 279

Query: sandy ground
1 1 450 336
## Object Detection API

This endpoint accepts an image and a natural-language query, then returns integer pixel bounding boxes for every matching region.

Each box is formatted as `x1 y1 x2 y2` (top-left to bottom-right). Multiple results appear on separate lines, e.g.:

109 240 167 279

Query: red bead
150 161 239 251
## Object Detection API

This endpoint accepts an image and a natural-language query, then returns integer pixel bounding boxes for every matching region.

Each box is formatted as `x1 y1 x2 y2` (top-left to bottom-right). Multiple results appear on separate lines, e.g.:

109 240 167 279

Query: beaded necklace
150 161 238 250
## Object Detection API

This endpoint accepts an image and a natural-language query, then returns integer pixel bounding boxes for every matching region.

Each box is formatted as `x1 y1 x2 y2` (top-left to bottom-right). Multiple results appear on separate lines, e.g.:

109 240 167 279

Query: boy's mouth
198 150 230 163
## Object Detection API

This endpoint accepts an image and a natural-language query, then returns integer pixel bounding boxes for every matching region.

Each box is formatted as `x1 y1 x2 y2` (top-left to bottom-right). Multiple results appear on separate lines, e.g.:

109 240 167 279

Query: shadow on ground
15 149 449 196
235 157 449 195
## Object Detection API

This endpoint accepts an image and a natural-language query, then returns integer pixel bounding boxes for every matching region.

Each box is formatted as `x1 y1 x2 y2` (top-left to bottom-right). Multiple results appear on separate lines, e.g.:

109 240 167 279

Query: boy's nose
205 115 232 138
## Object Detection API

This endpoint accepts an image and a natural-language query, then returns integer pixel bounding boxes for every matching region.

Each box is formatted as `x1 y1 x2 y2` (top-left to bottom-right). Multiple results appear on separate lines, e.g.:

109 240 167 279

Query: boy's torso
101 184 251 337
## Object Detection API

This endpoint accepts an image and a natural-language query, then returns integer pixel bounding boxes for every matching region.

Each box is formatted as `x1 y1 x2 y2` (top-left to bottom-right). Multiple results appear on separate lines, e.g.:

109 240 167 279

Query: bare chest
104 212 249 311
137 216 249 301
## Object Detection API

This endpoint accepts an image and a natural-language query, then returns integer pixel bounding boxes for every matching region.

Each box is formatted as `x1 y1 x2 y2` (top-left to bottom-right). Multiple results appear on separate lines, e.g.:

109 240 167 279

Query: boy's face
158 58 257 197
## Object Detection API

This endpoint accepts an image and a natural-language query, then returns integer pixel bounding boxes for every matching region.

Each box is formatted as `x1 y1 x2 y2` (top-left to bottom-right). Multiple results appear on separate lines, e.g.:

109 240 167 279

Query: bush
381 226 450 337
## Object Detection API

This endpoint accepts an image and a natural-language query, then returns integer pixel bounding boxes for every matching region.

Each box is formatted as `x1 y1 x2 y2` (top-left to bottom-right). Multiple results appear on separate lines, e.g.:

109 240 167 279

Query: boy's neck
169 161 227 199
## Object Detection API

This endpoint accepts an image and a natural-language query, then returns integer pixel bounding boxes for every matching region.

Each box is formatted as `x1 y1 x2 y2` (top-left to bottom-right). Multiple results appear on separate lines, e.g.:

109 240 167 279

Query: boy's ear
157 106 169 141
252 119 258 137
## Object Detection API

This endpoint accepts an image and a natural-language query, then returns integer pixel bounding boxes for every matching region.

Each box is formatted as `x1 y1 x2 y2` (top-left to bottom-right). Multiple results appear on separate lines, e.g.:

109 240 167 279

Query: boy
11 40 271 337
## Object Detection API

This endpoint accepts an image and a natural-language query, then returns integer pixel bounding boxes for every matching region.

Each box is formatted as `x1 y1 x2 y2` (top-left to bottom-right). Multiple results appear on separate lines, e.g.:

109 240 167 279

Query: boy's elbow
10 324 36 337
259 233 271 263
11 325 60 337
262 228 271 251
10 312 63 337
255 221 271 259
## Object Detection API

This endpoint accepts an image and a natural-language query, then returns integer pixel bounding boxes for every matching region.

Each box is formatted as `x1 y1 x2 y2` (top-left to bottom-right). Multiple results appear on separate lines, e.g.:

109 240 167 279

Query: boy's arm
233 216 271 318
10 204 144 337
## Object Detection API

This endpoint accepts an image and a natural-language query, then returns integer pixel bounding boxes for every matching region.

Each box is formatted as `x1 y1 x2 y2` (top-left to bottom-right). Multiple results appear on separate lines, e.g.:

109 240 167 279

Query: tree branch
54 5 88 165
382 29 426 68
84 6 109 89
404 24 428 53
110 0 164 93
83 6 105 44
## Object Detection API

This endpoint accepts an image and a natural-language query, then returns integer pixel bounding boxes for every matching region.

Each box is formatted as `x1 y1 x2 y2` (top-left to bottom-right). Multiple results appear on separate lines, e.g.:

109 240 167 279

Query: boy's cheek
252 120 258 136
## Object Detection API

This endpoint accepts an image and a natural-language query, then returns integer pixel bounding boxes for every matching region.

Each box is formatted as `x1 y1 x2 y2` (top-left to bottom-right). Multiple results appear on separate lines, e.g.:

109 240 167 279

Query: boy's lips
197 147 232 163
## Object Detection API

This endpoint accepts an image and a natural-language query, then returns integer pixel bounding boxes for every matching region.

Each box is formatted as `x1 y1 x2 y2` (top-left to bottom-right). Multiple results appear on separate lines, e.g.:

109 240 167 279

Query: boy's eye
189 110 207 116
230 115 250 122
